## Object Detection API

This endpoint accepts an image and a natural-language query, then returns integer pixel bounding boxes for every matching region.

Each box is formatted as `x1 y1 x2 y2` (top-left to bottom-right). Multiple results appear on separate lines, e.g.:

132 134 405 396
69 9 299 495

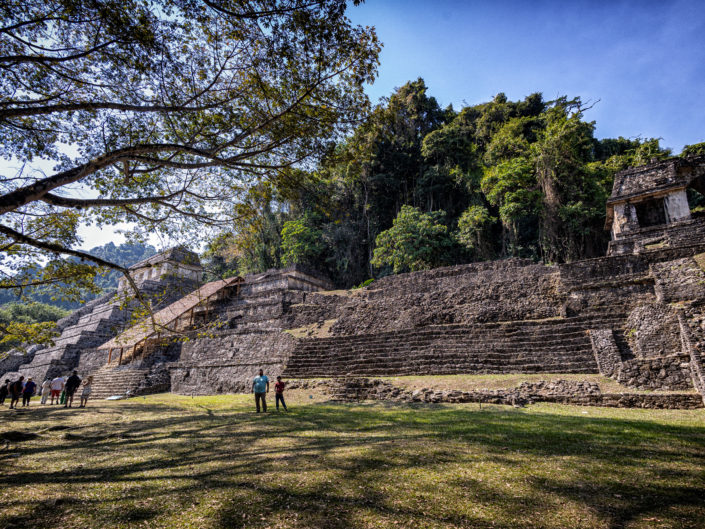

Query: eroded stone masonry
3 156 705 407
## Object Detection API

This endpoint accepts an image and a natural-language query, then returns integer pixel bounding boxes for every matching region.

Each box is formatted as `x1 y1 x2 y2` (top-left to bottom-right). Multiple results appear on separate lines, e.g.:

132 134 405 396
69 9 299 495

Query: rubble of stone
324 377 703 409
3 158 705 409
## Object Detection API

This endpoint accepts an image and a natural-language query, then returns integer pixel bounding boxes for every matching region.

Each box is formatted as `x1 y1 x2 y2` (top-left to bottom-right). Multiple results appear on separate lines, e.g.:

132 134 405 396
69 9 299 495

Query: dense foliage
208 79 686 286
371 205 454 273
0 301 69 353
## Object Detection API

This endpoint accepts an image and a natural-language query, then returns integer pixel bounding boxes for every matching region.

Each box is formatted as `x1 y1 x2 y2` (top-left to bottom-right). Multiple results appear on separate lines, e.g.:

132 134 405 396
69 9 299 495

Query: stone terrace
284 317 616 378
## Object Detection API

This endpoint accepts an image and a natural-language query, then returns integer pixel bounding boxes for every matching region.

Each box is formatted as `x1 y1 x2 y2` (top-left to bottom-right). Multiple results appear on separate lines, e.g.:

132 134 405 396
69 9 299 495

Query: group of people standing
2 368 288 411
252 370 288 412
0 370 92 409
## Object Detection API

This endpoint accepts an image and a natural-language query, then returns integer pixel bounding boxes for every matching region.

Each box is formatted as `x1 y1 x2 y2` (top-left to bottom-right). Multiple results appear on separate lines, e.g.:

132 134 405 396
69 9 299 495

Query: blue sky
348 0 705 153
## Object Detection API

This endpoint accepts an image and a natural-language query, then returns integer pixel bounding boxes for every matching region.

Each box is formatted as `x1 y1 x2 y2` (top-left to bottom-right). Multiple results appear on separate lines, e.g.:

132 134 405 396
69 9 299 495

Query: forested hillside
0 242 156 310
206 79 705 287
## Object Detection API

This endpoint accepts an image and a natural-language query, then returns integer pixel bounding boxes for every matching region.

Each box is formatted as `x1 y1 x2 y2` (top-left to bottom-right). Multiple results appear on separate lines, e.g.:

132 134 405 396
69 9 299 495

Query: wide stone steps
289 353 595 368
284 318 612 378
59 316 125 340
290 333 597 348
303 317 624 343
295 334 591 350
289 354 595 369
292 339 595 355
75 305 122 325
89 366 149 399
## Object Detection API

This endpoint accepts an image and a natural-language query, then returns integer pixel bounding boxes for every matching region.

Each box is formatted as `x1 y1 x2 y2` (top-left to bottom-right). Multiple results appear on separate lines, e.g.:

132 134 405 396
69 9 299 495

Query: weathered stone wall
169 329 296 395
326 378 703 409
0 347 39 378
559 253 652 288
588 329 622 378
678 308 705 398
652 257 705 303
608 217 705 256
219 289 306 331
311 260 564 337
76 348 110 375
616 353 693 391
624 303 682 358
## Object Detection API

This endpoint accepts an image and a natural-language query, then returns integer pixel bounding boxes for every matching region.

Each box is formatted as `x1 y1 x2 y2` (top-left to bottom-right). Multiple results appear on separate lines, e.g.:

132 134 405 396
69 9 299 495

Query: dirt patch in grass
1 395 704 529
285 319 337 339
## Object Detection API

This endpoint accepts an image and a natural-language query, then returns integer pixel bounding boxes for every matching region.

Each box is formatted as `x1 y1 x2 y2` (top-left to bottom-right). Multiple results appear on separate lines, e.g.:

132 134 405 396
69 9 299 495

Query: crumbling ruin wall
325 377 703 409
169 329 296 395
581 253 705 394
624 303 682 359
617 353 693 391
280 247 705 392
293 260 565 337
678 310 705 399
76 348 111 374
608 218 705 255
588 330 622 378
651 257 705 303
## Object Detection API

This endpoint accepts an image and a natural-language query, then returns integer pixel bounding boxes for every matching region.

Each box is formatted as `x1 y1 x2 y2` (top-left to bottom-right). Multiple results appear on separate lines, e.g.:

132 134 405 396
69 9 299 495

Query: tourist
59 374 68 405
274 376 288 411
0 379 9 405
22 377 37 406
50 375 64 405
63 370 81 408
79 376 93 408
40 378 51 404
9 376 24 409
252 369 269 413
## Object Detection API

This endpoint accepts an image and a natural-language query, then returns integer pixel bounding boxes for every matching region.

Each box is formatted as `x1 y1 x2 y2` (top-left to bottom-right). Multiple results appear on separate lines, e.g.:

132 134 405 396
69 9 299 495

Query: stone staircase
89 365 150 399
1 293 133 382
285 314 626 378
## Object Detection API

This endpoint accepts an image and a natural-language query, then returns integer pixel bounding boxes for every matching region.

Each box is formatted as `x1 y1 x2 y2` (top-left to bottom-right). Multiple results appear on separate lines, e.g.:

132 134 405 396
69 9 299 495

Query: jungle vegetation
206 79 704 287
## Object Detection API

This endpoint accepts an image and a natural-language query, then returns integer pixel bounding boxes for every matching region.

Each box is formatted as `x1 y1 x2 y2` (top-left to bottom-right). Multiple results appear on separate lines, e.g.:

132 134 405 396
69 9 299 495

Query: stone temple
2 155 705 407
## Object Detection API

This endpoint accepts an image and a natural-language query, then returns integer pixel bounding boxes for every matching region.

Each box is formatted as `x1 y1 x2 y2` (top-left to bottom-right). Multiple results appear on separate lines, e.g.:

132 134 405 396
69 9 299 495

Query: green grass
1 393 705 528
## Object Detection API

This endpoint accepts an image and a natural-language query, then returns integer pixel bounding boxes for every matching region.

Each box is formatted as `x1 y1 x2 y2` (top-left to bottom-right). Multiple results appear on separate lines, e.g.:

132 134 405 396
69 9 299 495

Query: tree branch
39 191 183 209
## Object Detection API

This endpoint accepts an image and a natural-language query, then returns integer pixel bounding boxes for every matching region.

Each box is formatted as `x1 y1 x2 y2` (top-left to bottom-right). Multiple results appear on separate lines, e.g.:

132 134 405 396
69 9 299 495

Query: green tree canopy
371 205 454 274
0 301 69 353
281 214 325 267
0 0 380 299
681 142 705 157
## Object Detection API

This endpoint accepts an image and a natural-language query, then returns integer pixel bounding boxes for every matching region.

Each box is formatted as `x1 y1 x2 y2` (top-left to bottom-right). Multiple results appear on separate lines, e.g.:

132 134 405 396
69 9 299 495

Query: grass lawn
1 392 704 529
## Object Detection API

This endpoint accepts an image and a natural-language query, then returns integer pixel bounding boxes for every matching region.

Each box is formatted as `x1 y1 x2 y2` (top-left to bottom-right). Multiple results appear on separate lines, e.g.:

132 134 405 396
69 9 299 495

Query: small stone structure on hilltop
3 158 705 407
606 154 705 255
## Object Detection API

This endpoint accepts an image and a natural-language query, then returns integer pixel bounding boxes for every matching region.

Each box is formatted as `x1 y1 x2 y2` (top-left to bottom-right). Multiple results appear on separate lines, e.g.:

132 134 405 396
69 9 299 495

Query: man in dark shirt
9 376 23 409
0 379 9 405
64 371 81 408
274 376 288 411
22 377 37 406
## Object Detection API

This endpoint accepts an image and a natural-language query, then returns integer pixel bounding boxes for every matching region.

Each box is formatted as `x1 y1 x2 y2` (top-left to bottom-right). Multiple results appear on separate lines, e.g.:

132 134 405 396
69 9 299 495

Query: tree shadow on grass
1 401 704 528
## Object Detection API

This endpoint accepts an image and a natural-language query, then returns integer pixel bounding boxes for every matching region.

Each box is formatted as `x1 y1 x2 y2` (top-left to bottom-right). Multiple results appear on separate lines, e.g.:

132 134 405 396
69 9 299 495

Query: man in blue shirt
252 369 269 413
